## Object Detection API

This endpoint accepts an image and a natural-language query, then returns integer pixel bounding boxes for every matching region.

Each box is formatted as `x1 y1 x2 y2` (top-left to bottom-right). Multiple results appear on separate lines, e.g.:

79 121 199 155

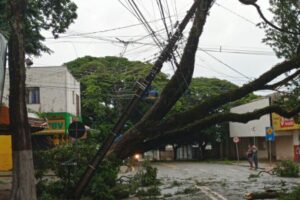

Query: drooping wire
164 0 174 35
199 48 252 81
215 2 256 25
128 0 164 49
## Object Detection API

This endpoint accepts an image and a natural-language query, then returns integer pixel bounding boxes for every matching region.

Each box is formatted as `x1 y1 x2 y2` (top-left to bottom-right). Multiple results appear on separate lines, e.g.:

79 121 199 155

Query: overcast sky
33 0 281 88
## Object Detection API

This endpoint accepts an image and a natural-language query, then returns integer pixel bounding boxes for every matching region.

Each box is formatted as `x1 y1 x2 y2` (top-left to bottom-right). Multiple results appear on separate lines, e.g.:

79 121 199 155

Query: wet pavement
0 172 11 200
1 162 300 199
151 161 300 200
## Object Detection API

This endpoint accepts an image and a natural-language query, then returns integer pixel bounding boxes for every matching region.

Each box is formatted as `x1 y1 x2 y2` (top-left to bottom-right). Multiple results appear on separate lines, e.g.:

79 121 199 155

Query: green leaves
260 0 300 59
0 0 77 55
65 56 168 134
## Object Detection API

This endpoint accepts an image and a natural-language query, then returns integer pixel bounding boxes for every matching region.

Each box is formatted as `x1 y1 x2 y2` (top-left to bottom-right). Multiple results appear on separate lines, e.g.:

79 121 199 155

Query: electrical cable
215 2 256 25
199 48 252 80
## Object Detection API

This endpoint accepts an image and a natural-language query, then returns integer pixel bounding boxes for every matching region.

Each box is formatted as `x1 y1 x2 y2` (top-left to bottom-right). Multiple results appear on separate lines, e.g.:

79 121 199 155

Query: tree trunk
245 191 285 199
172 144 178 160
8 0 37 199
111 0 212 159
200 144 206 160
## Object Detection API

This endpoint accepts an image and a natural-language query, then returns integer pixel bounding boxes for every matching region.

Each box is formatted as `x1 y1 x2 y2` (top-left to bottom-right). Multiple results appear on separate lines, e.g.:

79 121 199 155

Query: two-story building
2 66 81 147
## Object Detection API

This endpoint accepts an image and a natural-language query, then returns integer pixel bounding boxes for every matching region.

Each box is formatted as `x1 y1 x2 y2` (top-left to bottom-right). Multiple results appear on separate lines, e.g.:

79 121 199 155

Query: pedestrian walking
246 144 253 169
252 144 258 170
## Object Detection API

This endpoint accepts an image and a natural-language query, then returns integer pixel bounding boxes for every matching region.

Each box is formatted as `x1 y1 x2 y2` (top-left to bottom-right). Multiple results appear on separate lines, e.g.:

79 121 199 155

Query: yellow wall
272 113 300 131
0 135 12 171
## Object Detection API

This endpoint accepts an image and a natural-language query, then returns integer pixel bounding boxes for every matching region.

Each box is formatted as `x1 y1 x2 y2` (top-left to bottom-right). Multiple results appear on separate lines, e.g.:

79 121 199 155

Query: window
26 87 40 104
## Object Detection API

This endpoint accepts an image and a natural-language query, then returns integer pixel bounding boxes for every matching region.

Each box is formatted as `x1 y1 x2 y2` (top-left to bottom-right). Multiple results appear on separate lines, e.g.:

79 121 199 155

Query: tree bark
111 102 300 159
111 0 212 159
148 55 300 135
109 0 300 161
245 191 285 199
7 0 37 199
172 144 178 160
138 104 300 153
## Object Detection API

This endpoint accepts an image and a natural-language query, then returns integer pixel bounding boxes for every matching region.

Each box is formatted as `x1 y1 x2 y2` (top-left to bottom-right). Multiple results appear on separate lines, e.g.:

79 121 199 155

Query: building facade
229 97 300 162
0 66 81 170
272 113 300 161
3 66 81 116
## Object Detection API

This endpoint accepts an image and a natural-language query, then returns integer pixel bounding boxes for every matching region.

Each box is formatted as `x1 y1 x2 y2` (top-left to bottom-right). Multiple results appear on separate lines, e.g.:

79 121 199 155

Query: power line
164 0 174 34
195 63 249 79
45 12 183 40
129 0 165 48
215 2 256 25
48 37 275 56
199 48 252 80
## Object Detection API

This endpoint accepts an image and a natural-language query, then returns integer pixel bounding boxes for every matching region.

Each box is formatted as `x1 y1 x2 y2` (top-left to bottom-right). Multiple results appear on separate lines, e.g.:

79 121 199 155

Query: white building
229 97 271 160
3 66 81 116
229 97 300 161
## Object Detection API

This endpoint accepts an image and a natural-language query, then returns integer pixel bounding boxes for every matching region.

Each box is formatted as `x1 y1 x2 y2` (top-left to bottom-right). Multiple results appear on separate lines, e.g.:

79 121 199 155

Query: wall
66 69 81 116
229 137 269 160
177 145 193 160
272 113 300 161
276 134 294 160
230 98 271 137
3 66 80 116
0 136 12 171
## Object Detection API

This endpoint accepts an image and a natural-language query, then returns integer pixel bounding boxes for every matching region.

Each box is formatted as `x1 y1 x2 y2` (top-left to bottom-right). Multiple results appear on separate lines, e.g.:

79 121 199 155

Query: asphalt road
151 162 300 200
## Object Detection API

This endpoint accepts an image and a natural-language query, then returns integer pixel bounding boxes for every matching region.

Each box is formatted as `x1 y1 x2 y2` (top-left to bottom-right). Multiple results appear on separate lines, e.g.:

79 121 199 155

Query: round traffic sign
266 127 273 134
68 121 86 139
233 136 240 143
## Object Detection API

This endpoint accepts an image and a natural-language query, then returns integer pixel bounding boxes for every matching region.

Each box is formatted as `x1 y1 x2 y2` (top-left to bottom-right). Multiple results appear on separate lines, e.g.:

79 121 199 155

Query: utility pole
73 1 200 199
116 37 130 57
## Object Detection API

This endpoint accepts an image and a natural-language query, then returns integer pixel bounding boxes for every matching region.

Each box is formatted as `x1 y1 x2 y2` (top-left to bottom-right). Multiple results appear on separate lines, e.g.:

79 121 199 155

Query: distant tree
66 56 168 141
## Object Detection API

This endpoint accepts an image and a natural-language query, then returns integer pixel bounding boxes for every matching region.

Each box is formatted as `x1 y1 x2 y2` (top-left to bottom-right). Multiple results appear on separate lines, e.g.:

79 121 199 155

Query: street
151 162 300 200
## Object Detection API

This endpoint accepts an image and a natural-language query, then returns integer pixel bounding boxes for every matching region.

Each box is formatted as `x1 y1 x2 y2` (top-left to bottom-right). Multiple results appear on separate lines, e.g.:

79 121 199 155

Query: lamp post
251 126 256 146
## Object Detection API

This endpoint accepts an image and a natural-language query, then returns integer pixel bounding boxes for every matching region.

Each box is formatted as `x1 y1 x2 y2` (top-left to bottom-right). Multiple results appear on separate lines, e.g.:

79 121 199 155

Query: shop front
0 105 48 171
272 113 300 162
34 112 79 145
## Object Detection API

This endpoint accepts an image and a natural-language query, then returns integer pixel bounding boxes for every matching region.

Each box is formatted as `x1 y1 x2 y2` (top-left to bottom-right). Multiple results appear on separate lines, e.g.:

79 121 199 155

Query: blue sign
265 127 275 141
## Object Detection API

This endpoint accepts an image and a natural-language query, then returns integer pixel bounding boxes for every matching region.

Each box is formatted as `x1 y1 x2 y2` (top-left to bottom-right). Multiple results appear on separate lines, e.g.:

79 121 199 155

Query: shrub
110 184 130 199
279 186 300 200
136 185 161 197
34 141 121 199
274 160 299 177
141 163 159 186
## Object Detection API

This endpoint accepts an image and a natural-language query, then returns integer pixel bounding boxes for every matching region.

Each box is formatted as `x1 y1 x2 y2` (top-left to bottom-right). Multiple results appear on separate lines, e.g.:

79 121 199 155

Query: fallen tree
73 0 300 196
109 0 300 159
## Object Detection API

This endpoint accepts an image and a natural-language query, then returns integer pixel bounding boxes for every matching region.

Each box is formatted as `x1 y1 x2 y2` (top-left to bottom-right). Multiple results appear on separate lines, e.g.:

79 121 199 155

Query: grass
248 173 260 179
175 186 198 195
170 180 183 187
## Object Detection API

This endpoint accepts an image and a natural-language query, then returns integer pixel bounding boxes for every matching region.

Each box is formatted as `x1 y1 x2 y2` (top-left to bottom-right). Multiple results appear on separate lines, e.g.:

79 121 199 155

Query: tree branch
147 55 300 134
140 103 300 152
239 0 297 35
137 0 214 123
262 70 300 90
110 0 213 157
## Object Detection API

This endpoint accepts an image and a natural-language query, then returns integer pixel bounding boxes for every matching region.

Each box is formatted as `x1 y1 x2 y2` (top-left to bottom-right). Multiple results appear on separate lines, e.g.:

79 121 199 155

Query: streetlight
251 126 256 146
